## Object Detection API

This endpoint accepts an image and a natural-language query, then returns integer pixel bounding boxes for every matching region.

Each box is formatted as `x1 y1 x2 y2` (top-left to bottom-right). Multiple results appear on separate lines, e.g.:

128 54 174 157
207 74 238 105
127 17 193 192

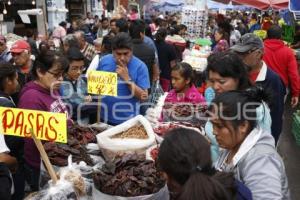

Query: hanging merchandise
181 5 209 40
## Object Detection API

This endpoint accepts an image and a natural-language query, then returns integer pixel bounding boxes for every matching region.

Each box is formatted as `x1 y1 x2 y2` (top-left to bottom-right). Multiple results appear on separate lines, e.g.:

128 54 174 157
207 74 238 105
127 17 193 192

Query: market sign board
87 70 118 96
0 107 67 143
289 0 300 12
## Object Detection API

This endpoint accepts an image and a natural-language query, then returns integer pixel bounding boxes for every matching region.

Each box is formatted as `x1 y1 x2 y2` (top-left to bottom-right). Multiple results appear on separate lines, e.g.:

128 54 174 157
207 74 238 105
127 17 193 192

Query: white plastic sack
145 93 168 127
97 115 156 160
92 184 169 200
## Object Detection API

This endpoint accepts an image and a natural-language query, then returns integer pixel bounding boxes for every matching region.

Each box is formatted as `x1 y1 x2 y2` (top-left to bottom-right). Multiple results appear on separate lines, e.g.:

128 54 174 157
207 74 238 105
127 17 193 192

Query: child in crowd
162 62 205 121
0 62 19 200
210 87 290 199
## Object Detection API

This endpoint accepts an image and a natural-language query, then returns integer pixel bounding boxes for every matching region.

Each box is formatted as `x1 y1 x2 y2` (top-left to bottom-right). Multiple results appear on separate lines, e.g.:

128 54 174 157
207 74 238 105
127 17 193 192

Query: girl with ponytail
210 86 290 199
157 128 239 200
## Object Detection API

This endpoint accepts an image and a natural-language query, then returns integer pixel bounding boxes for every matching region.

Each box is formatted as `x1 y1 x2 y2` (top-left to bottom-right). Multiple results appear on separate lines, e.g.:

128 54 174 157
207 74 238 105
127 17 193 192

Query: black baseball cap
231 33 264 53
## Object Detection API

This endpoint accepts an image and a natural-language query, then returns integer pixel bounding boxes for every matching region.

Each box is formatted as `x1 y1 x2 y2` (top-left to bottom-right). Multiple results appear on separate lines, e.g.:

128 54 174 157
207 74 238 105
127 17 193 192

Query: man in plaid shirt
74 31 97 64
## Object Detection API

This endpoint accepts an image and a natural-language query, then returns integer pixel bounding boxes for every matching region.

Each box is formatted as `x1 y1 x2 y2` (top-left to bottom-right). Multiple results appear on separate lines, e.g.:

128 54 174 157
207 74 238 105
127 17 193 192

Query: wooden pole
97 96 102 123
31 130 58 184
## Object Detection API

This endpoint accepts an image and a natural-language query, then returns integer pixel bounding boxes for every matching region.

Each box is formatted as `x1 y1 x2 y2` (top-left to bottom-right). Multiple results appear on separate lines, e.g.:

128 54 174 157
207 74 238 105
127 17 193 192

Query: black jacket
132 39 155 82
0 92 24 166
255 67 286 144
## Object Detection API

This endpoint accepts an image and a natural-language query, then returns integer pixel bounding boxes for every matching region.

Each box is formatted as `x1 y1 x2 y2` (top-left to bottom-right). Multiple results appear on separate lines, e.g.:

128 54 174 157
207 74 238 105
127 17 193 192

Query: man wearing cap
0 35 12 63
10 40 32 105
231 33 286 145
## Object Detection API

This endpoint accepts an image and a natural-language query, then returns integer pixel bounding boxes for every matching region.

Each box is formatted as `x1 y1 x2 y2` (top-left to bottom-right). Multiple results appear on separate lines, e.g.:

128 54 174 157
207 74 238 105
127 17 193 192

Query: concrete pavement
278 103 300 200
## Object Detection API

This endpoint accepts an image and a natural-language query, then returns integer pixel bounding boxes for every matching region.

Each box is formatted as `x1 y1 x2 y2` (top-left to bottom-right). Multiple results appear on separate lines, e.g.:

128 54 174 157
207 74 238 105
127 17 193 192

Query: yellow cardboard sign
87 70 118 96
0 107 67 143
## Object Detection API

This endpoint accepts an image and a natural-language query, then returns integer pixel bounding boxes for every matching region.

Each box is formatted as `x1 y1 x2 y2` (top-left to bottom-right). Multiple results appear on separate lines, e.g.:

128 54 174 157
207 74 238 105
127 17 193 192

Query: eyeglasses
47 70 63 79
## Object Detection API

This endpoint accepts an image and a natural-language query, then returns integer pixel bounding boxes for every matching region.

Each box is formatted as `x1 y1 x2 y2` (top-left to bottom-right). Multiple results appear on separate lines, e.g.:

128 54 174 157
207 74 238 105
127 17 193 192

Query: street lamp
32 0 35 5
7 0 11 6
3 3 7 15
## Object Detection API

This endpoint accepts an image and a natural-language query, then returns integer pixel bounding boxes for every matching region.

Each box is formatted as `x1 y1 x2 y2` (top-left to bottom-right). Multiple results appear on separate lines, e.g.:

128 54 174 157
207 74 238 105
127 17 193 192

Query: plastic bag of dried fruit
34 156 93 200
92 184 169 200
97 115 156 161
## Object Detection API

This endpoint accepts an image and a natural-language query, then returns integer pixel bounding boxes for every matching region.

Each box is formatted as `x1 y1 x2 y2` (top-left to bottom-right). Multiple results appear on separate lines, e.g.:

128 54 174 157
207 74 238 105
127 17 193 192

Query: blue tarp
152 0 184 11
207 0 249 10
152 0 249 12
290 0 300 12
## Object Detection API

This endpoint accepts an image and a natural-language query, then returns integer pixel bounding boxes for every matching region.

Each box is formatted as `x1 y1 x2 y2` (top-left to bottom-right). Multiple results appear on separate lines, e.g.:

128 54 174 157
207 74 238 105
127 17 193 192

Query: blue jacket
60 76 89 121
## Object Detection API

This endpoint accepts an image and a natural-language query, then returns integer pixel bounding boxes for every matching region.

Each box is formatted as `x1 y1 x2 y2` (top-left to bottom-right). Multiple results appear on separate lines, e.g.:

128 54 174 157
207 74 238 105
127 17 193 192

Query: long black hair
158 128 236 200
207 51 252 91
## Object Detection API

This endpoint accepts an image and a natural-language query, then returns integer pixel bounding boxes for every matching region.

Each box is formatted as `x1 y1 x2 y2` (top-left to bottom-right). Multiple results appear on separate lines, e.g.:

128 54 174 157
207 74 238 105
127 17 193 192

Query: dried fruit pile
163 104 207 118
111 124 148 139
44 124 106 166
150 147 159 161
154 123 180 136
44 141 93 166
93 154 165 197
68 124 106 145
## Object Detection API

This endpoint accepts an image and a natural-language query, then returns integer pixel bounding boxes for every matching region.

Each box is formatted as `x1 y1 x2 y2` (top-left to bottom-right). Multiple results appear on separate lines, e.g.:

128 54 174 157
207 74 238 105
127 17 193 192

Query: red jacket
263 39 300 97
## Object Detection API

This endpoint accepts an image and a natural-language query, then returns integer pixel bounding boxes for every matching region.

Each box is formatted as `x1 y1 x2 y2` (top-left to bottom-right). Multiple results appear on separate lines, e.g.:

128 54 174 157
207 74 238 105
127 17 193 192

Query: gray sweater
215 127 290 200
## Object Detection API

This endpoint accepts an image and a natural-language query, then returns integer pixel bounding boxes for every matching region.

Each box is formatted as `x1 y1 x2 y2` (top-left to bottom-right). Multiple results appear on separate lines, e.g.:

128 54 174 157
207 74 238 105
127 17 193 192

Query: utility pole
36 0 47 36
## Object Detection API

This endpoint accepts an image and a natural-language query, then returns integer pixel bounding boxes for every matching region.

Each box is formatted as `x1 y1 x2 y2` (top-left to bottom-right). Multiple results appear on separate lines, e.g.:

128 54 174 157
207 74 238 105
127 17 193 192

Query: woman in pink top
162 62 205 121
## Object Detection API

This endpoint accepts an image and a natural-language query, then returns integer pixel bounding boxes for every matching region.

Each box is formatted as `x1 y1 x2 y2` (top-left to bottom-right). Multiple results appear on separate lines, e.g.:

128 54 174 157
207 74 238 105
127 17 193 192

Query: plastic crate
292 113 300 146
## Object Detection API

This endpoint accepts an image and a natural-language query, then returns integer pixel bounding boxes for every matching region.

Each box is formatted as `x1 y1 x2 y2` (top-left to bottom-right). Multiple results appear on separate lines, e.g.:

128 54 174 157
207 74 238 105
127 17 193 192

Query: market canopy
207 0 249 10
212 0 289 10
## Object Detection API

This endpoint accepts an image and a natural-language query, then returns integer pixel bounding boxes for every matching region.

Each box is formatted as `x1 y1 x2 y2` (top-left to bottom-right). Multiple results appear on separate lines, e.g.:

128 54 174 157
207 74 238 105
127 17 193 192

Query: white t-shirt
86 54 100 76
0 134 9 153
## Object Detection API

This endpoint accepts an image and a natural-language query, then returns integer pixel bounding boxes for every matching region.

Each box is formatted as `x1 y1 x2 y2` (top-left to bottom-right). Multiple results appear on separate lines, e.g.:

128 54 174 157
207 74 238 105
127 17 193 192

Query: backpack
236 180 253 200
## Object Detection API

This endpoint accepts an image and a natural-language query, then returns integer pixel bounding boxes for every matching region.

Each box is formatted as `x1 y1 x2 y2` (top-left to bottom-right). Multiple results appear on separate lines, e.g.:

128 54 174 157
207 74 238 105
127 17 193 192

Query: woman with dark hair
207 51 251 95
18 51 70 192
155 28 177 92
212 28 230 53
210 87 290 199
158 128 241 200
205 51 256 164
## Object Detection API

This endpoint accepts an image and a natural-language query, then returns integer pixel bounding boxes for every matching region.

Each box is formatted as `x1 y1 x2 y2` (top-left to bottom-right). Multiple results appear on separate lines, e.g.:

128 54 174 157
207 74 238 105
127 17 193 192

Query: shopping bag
148 80 165 107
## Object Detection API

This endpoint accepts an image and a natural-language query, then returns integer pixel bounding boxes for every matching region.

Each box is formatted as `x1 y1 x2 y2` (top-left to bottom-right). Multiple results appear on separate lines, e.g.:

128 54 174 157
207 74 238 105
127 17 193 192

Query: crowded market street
0 0 299 199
